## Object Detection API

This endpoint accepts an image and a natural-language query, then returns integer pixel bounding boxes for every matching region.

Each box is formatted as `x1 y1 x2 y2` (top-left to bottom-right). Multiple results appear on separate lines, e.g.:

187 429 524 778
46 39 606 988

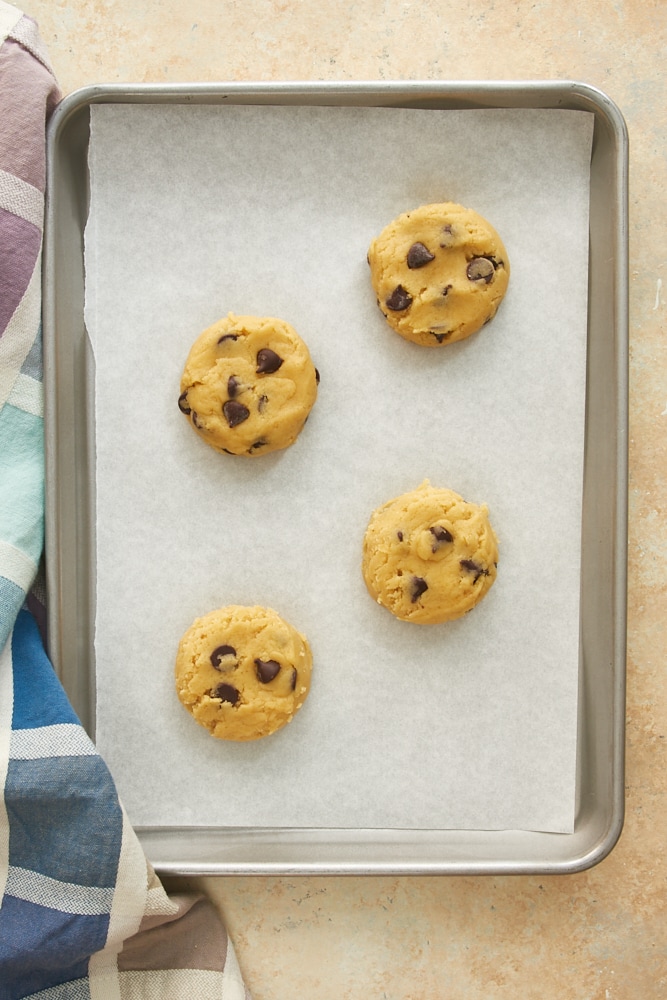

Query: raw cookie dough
362 480 498 624
367 202 510 347
175 605 313 741
179 313 319 456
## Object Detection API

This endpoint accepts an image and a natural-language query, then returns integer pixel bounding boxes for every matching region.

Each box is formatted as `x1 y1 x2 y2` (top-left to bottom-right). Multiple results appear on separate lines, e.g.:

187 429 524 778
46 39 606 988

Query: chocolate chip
315 368 321 384
248 438 267 452
178 392 191 415
256 348 283 374
257 394 269 413
223 400 250 427
410 576 428 603
442 284 453 297
430 331 450 343
255 658 281 683
217 333 238 344
290 668 297 691
191 410 203 429
212 683 239 704
430 525 453 551
440 224 454 246
466 257 495 284
210 645 237 669
460 558 489 584
386 285 413 311
407 242 435 269
227 375 241 398
397 530 404 541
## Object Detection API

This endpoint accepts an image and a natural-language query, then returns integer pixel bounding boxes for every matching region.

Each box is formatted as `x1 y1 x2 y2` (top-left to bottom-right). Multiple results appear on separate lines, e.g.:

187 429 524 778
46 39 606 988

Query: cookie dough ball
362 480 498 624
178 313 319 456
175 605 313 741
368 202 509 347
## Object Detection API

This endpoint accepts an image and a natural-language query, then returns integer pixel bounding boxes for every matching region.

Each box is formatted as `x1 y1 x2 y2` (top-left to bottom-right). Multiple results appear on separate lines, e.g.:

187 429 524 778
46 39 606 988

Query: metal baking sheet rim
43 80 629 876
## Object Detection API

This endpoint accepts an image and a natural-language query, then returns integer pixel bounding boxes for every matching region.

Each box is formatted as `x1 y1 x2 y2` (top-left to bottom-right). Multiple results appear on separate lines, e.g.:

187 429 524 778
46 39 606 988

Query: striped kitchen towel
0 5 250 996
0 1 57 651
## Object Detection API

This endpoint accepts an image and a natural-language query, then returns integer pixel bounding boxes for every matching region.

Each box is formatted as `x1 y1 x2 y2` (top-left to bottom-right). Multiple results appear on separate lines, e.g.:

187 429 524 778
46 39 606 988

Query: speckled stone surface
27 0 667 996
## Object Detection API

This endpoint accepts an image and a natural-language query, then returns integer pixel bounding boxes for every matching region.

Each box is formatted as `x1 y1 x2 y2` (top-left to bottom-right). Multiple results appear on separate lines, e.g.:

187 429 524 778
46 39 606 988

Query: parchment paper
85 103 594 833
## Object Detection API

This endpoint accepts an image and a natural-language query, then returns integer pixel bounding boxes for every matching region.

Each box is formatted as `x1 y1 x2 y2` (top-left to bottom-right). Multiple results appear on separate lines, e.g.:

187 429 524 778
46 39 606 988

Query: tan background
26 1 666 997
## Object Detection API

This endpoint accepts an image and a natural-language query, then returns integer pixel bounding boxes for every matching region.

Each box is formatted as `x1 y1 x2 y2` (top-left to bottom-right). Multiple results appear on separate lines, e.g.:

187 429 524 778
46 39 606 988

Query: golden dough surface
179 313 318 456
368 202 510 347
175 605 312 741
362 480 498 624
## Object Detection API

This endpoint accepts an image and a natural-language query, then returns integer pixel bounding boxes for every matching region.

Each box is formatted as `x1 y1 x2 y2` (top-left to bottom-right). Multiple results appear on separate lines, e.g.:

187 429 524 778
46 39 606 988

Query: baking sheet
85 104 594 833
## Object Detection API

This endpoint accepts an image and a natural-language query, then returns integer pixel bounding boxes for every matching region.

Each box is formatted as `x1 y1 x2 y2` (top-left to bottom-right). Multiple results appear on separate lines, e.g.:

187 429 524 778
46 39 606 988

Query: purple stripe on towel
118 895 229 972
0 208 41 337
0 38 59 190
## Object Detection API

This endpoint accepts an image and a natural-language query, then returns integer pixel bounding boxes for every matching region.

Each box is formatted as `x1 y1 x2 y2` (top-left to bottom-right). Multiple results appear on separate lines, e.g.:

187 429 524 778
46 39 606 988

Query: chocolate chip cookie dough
175 605 313 741
362 480 498 624
368 202 510 347
179 313 319 456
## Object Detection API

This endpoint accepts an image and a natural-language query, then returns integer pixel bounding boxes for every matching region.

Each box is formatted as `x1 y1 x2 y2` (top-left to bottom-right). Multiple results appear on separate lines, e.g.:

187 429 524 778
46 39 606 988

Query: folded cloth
0 1 57 654
0 6 250 996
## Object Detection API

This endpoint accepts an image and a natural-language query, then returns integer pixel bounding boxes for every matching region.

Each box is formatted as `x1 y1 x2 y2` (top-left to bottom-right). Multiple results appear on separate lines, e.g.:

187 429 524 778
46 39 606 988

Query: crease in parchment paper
84 104 594 833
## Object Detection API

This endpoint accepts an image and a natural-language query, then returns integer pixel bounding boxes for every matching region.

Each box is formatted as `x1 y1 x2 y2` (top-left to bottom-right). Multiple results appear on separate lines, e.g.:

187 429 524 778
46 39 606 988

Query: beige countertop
26 1 666 996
